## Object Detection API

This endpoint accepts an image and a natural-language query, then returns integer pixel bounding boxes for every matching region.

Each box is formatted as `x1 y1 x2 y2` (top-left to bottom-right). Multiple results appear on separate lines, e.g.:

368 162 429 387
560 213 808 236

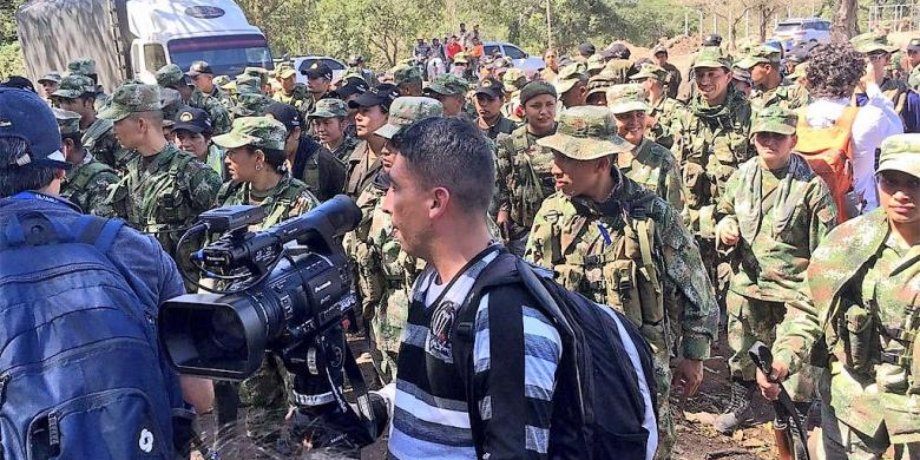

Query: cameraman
381 117 563 458
0 88 213 456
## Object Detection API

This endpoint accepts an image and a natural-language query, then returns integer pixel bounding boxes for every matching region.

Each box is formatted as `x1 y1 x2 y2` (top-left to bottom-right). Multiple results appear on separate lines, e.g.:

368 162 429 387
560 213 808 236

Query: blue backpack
0 209 187 459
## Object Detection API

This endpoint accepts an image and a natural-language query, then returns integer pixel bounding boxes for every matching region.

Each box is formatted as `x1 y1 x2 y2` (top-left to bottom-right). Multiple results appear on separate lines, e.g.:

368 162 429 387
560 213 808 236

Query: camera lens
209 307 246 353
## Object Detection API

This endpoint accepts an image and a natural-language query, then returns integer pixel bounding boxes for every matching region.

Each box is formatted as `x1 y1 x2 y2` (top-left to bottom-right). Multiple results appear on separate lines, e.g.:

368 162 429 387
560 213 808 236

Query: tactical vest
499 129 556 231
60 160 117 211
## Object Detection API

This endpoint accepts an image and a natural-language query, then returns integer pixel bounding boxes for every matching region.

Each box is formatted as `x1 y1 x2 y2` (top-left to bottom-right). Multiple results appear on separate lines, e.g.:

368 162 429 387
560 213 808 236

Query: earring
256 164 263 171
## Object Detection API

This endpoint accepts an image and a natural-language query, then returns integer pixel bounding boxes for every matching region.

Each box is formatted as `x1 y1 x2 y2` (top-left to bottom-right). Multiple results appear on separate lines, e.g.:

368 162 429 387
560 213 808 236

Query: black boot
713 379 755 434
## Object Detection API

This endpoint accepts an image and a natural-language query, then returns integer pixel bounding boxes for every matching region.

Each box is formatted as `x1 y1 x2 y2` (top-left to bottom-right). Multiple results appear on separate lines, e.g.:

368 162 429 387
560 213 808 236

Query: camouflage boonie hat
156 64 191 89
392 65 423 85
630 63 668 82
374 97 444 139
537 106 632 160
555 63 588 94
52 108 82 135
502 68 528 93
234 74 262 95
308 98 348 119
877 134 920 179
750 105 797 136
231 93 274 117
851 32 898 54
38 72 62 84
52 74 96 99
607 84 651 114
276 63 297 80
212 116 287 151
67 58 96 76
98 84 162 121
693 46 731 70
735 44 783 69
426 74 469 96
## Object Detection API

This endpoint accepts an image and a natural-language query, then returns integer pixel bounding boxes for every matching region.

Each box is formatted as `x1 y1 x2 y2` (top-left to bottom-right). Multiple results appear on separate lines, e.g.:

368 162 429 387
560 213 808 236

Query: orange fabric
470 44 484 58
795 106 859 223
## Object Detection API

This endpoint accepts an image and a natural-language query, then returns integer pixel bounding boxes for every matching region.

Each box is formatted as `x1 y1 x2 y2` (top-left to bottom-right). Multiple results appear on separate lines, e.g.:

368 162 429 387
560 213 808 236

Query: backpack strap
69 161 116 191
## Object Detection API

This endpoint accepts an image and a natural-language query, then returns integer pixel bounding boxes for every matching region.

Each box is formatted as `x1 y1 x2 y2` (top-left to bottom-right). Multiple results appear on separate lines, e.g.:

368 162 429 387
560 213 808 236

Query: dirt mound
664 34 702 57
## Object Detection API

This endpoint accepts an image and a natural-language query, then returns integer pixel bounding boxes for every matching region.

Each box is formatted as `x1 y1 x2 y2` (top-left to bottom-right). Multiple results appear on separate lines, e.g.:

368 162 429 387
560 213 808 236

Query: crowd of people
1 22 920 460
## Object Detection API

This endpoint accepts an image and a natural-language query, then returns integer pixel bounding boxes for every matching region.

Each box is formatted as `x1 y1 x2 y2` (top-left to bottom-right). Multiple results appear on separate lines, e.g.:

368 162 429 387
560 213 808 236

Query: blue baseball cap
0 87 67 168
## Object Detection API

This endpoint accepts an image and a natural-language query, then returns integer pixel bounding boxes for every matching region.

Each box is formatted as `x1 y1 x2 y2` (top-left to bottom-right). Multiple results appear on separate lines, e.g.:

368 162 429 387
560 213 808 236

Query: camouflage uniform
53 108 119 215
309 99 358 162
392 64 423 93
231 93 275 118
554 64 588 110
713 108 837 434
525 106 719 460
423 74 471 119
670 47 753 312
66 58 105 96
98 84 221 289
212 116 320 447
272 63 312 116
501 68 528 123
734 45 810 116
630 63 685 149
156 64 231 134
494 81 559 255
607 84 684 211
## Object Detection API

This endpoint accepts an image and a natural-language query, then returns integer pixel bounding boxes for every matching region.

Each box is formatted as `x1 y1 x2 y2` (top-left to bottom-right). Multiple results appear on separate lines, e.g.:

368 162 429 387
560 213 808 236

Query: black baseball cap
604 43 631 60
577 42 596 56
173 107 213 134
187 61 214 77
475 78 504 99
347 84 400 110
1 76 36 93
333 76 369 99
302 63 333 80
264 102 302 133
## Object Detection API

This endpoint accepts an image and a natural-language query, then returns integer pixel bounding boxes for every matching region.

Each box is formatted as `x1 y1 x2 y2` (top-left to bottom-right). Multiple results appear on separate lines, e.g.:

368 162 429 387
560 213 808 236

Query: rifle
748 341 810 460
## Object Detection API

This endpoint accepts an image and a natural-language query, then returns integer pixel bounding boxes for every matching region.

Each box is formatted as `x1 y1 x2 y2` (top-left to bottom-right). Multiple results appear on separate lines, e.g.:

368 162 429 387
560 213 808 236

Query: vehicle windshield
168 34 274 77
774 23 804 33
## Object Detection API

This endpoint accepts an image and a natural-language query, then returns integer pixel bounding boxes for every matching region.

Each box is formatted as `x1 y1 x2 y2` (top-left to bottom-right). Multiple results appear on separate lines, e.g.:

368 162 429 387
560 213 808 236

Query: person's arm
187 165 222 213
714 168 741 247
471 290 562 460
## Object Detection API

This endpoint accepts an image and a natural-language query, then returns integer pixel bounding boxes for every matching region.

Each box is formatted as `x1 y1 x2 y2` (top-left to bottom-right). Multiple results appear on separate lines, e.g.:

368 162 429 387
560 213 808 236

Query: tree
832 0 859 38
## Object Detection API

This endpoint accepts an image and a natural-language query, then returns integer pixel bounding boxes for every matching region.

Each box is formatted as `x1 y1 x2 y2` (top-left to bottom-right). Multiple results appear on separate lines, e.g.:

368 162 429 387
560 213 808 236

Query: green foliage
0 43 25 80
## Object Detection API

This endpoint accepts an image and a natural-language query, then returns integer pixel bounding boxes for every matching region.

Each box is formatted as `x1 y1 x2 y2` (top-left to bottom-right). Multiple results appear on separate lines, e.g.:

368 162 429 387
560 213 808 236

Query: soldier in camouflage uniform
301 62 335 116
607 84 684 211
272 63 311 117
210 116 319 450
712 107 837 435
734 45 810 116
501 68 528 122
309 98 360 162
98 84 221 291
474 77 518 140
155 64 232 134
66 58 104 96
629 63 684 149
231 92 275 118
763 134 920 459
525 106 719 460
601 42 634 84
188 61 231 107
670 46 754 318
392 64 424 97
52 108 119 215
494 81 559 255
555 63 589 109
423 74 470 118
51 74 131 174
344 84 401 197
351 97 443 384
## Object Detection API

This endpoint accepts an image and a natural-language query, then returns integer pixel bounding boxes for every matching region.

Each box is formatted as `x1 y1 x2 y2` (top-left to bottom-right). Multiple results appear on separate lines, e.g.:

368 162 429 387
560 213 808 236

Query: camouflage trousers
819 399 920 460
368 287 410 385
726 292 820 402
238 353 293 445
651 340 676 460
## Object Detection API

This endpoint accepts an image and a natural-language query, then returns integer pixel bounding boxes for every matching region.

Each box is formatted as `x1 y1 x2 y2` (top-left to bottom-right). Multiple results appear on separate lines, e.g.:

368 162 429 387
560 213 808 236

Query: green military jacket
495 124 557 238
618 138 685 212
327 136 359 163
273 84 311 115
189 89 231 134
749 81 810 116
773 209 920 444
217 176 318 230
524 172 719 360
479 115 518 140
670 86 753 240
82 118 134 174
648 95 684 149
60 154 119 216
717 154 837 302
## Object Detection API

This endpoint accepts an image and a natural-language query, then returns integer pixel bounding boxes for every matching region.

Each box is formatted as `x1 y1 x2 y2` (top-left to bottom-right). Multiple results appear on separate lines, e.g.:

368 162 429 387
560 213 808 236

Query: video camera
158 195 361 380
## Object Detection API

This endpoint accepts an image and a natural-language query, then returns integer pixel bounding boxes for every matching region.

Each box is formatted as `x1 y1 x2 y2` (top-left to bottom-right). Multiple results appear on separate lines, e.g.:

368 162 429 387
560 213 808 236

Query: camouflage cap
213 75 231 87
38 72 62 84
520 81 557 105
587 54 606 73
392 64 423 86
630 63 668 82
276 63 297 80
453 52 470 65
877 134 920 179
51 74 96 99
52 108 82 135
308 98 348 119
606 84 651 114
735 44 783 70
555 63 588 94
536 106 632 160
789 62 808 81
851 32 898 54
750 105 797 136
212 116 287 151
156 64 192 89
693 46 731 70
374 96 444 139
230 93 274 117
159 88 184 123
235 74 263 95
67 58 96 76
425 74 469 96
98 84 162 121
244 67 269 86
93 93 111 113
502 68 528 92
586 74 616 97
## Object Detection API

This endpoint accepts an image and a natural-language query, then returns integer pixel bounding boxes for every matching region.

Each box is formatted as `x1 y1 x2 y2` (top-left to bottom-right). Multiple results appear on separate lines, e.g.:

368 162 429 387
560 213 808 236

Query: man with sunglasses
852 33 920 133
734 45 809 116
760 133 920 459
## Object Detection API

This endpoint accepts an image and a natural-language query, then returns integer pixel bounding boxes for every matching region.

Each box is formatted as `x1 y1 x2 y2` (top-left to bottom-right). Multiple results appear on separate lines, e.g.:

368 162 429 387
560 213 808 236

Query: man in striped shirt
381 117 563 459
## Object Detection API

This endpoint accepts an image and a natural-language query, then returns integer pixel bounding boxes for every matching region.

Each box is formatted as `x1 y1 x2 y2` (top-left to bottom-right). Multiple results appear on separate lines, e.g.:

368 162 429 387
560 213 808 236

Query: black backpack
451 250 659 460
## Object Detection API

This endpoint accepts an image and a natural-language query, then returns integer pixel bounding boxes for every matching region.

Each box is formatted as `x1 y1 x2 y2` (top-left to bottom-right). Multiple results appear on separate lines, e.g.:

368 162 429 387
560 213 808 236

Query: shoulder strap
71 161 116 190
169 153 195 191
